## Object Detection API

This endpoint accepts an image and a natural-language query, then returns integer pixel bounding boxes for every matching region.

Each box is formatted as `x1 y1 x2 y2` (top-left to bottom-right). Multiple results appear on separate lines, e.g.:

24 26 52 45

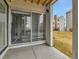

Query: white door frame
8 8 46 47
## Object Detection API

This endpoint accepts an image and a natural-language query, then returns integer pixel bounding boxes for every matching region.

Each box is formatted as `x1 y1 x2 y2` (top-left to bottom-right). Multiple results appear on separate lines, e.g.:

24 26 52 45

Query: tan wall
6 0 46 14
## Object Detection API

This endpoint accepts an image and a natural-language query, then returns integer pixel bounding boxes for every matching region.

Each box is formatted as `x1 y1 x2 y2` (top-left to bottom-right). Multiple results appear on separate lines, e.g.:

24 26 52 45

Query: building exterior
66 10 72 31
58 16 66 31
53 15 66 31
53 15 60 30
52 17 55 30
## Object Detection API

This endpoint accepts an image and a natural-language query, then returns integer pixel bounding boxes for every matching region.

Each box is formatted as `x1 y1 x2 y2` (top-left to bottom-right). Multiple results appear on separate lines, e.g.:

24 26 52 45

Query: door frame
8 8 46 47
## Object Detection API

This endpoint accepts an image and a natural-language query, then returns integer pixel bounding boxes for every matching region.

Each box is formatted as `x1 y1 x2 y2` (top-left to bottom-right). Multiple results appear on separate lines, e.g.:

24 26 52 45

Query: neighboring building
53 15 60 30
58 16 66 31
52 17 55 30
53 15 66 31
66 10 72 31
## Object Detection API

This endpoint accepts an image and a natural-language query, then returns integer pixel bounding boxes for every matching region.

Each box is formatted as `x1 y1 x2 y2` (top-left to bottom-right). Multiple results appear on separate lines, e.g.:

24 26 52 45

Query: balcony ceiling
30 0 56 5
8 0 56 6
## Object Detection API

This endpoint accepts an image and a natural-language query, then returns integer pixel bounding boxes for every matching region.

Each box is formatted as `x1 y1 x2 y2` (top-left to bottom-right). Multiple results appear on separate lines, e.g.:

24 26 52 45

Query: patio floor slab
3 44 70 59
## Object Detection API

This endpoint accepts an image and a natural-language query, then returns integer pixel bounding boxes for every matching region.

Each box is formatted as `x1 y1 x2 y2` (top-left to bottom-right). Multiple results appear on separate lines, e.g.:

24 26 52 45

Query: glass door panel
11 12 46 44
38 14 44 40
32 13 45 41
32 13 39 41
0 2 7 53
11 13 31 44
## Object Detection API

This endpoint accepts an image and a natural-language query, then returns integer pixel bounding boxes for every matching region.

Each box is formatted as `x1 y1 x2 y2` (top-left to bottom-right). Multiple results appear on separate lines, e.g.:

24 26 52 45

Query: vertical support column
31 12 32 42
45 5 53 46
8 8 12 46
50 5 53 46
72 0 78 59
4 1 8 47
46 6 51 46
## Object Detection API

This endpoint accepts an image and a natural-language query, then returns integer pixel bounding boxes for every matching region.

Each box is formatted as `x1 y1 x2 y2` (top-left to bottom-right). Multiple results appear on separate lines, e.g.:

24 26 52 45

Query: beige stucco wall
6 0 46 14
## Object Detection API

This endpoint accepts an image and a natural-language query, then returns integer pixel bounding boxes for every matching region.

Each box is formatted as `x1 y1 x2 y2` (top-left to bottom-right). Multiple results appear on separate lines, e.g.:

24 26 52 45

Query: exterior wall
66 10 72 31
58 16 66 31
6 0 46 14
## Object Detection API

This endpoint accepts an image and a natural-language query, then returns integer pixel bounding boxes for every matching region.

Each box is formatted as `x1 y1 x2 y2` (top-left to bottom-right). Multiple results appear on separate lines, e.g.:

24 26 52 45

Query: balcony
3 44 69 59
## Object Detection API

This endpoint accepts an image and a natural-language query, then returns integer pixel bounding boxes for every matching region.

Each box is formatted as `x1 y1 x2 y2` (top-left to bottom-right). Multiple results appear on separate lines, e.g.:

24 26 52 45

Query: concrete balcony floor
3 44 70 59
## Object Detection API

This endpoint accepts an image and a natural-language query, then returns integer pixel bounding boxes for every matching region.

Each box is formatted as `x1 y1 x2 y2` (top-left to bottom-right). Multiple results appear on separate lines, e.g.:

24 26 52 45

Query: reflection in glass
11 13 31 44
32 13 45 41
0 2 7 51
38 14 44 40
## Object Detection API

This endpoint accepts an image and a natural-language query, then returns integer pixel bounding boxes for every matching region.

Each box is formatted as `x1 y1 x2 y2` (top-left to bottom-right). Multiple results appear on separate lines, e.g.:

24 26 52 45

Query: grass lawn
53 31 72 58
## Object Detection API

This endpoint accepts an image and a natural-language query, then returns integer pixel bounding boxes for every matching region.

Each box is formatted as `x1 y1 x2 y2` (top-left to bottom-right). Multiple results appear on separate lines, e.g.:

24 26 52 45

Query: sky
52 0 72 17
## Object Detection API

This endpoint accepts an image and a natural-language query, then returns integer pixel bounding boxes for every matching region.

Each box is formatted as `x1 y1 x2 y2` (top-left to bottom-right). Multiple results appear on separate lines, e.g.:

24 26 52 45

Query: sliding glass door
38 14 45 40
11 12 31 44
11 11 45 44
32 13 39 41
32 13 45 41
0 1 7 54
